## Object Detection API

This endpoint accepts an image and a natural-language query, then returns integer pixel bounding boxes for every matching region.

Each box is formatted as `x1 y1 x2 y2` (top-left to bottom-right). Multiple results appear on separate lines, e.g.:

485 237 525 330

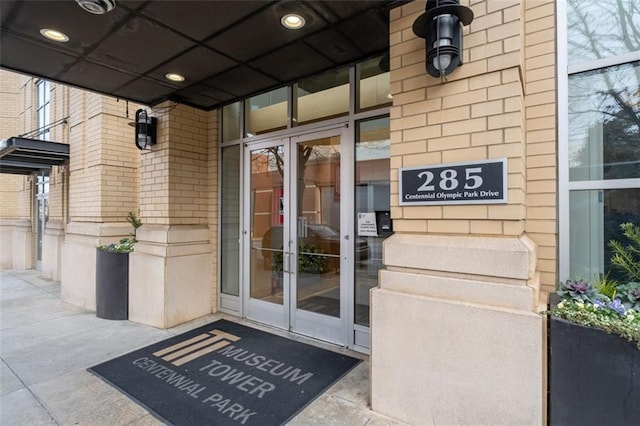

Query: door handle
283 252 291 273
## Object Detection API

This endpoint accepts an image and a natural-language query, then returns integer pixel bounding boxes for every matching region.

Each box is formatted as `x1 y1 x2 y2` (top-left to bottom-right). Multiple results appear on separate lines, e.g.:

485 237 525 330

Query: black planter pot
95 249 129 320
548 314 640 425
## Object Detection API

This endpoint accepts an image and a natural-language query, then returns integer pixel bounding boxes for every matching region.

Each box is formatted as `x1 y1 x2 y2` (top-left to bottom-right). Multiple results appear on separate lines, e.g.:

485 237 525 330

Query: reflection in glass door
35 172 49 270
244 128 347 344
245 141 288 329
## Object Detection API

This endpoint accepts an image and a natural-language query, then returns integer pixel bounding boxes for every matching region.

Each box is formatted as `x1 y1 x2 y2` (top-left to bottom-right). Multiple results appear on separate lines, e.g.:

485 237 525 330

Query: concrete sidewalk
0 269 404 426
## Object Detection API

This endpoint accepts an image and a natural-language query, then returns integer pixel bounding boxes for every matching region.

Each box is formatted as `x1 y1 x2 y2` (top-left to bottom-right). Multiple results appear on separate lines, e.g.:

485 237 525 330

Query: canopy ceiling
0 0 407 111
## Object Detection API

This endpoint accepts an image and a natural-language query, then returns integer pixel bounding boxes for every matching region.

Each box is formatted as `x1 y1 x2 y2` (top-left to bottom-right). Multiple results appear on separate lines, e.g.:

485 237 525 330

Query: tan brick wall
68 90 140 223
390 0 557 291
139 102 209 225
524 0 557 293
390 0 526 235
0 70 22 219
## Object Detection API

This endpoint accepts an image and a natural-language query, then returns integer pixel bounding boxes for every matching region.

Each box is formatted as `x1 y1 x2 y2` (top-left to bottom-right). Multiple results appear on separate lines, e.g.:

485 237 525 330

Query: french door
243 127 351 345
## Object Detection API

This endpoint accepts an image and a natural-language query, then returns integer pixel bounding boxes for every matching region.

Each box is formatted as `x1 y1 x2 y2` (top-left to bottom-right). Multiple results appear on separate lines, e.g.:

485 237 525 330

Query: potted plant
95 212 141 320
544 223 640 425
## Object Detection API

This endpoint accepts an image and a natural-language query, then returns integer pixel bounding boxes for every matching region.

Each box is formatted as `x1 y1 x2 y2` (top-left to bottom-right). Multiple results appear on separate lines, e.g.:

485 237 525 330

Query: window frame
557 0 640 281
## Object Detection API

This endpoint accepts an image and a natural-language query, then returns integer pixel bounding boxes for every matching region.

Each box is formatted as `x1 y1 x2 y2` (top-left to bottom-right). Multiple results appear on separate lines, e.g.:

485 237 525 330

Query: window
36 80 51 141
222 102 241 143
560 0 640 282
294 67 349 125
354 116 390 326
245 87 288 137
356 55 392 112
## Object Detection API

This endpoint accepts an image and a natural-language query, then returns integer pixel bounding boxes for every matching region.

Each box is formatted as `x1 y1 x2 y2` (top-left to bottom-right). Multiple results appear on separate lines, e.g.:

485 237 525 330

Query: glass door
244 128 349 345
35 172 49 270
244 139 289 329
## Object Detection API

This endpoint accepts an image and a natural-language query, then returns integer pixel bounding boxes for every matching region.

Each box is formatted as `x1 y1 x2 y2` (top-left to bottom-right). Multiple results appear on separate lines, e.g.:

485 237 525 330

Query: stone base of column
61 222 133 310
0 219 16 268
43 220 65 281
11 219 32 269
370 234 544 425
129 225 213 329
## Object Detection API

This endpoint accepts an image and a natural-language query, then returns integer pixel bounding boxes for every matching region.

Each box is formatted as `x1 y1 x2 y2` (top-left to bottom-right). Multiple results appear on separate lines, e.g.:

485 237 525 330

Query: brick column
61 92 140 309
371 1 552 424
129 103 215 328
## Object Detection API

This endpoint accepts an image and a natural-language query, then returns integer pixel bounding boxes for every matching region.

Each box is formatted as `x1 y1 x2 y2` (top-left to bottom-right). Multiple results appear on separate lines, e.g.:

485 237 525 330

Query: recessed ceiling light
165 73 185 82
281 14 305 29
76 0 116 15
40 29 69 42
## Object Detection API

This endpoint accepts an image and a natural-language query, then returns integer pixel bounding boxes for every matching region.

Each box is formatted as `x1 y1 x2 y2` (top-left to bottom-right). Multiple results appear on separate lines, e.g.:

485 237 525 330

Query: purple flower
569 280 588 293
607 299 626 315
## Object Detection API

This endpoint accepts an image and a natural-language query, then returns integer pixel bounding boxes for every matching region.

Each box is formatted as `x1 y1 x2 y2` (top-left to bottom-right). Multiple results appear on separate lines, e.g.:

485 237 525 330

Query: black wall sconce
412 0 474 79
134 109 157 151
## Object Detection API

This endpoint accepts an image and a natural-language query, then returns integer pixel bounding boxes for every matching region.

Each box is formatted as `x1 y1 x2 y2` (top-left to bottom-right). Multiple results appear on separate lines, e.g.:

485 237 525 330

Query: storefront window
562 0 640 282
570 189 640 282
354 116 390 327
567 0 640 64
568 62 640 181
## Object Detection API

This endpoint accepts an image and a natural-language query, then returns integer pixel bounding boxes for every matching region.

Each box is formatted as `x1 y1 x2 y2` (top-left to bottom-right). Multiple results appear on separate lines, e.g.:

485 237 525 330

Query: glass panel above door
357 55 392 112
294 68 349 126
245 87 288 137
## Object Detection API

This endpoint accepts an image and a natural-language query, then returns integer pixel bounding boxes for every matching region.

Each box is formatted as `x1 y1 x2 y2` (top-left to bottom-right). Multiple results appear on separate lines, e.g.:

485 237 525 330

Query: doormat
89 319 361 425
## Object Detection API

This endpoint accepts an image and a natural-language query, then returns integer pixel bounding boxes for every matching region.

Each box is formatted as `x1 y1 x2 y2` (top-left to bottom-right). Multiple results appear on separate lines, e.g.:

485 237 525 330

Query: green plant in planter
557 278 602 302
543 222 640 350
97 212 142 253
609 222 640 282
616 281 640 311
98 238 136 253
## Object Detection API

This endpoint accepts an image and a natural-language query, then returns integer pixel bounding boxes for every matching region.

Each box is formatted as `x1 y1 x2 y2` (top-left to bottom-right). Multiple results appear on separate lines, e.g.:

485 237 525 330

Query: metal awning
0 137 69 175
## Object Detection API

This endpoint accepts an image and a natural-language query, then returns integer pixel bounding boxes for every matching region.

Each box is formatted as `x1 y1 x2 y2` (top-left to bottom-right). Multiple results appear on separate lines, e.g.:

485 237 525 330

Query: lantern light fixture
412 0 474 79
134 109 157 151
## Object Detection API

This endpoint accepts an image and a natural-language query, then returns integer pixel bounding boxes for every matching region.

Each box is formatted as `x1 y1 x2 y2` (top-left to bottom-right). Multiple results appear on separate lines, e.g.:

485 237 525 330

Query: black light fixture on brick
134 109 157 151
412 0 474 79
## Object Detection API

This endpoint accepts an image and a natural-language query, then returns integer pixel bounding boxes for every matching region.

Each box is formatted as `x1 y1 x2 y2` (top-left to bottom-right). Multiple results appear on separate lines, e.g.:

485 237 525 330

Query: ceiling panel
203 66 280 98
3 0 128 55
60 60 138 94
0 33 78 77
303 27 363 64
87 16 196 74
0 0 407 111
147 46 238 84
250 41 334 83
137 0 267 42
